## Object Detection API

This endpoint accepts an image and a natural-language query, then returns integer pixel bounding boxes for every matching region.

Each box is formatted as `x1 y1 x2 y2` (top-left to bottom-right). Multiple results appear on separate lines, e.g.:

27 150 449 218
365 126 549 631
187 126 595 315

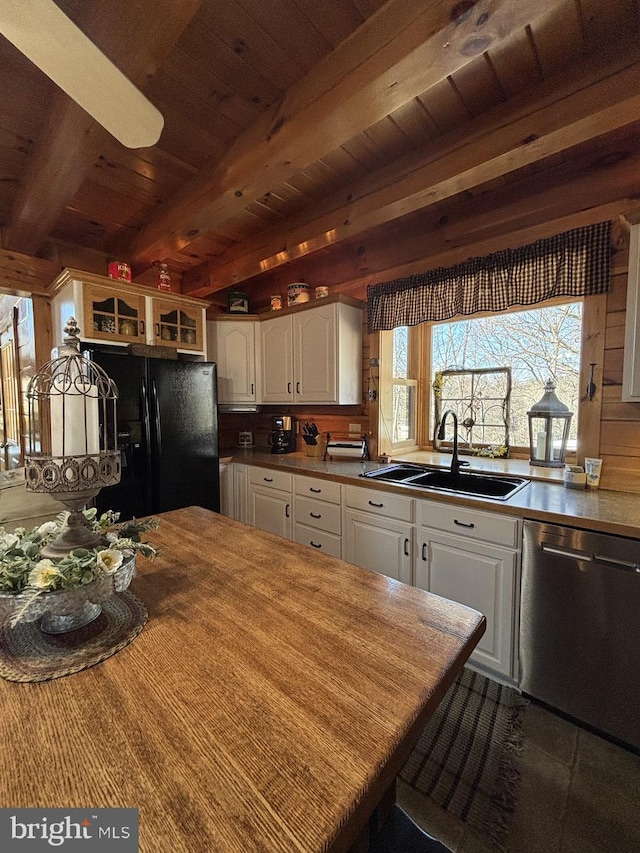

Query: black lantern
527 379 573 468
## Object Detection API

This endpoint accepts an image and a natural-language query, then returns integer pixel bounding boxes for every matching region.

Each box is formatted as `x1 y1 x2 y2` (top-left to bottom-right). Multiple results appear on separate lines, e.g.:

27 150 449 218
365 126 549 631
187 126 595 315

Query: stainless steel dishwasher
520 519 640 752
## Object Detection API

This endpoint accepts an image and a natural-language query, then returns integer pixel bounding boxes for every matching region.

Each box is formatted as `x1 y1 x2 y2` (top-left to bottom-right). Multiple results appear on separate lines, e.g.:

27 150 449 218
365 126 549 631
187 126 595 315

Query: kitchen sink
359 463 426 481
361 464 529 500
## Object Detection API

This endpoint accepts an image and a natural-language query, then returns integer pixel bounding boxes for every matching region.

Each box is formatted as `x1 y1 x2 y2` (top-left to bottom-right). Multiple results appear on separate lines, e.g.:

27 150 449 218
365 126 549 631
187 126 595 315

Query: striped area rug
400 667 527 848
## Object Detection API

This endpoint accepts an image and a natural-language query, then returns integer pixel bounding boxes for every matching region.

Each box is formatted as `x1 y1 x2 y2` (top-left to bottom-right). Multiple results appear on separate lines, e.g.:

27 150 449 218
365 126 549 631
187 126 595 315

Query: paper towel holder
324 433 370 461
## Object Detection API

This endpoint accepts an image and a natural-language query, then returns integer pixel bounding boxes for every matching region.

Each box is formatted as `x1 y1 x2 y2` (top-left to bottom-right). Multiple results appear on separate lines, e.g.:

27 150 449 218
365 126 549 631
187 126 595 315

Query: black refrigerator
84 347 220 520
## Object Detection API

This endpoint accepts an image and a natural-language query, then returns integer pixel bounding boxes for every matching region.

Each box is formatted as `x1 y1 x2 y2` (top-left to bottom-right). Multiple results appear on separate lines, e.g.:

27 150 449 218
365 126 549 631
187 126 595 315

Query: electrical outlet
349 423 361 433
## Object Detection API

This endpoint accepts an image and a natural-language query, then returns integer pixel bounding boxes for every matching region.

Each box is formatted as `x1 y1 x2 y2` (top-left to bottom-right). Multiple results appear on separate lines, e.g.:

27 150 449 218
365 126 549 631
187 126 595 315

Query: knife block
305 438 324 458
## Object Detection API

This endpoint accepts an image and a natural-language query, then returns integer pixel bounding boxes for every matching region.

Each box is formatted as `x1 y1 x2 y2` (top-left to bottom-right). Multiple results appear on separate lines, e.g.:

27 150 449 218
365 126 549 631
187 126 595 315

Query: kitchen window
431 301 582 453
379 298 583 458
378 325 419 453
370 223 609 459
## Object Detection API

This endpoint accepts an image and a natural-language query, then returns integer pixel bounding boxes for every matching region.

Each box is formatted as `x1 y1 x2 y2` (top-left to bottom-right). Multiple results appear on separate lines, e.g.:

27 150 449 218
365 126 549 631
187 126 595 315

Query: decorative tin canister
157 262 172 291
107 261 131 282
315 286 329 299
228 291 249 313
287 283 310 306
270 294 282 311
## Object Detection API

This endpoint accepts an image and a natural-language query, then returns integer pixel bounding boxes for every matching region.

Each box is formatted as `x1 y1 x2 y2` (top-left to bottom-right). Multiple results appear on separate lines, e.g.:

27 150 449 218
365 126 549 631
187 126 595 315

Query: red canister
107 261 132 282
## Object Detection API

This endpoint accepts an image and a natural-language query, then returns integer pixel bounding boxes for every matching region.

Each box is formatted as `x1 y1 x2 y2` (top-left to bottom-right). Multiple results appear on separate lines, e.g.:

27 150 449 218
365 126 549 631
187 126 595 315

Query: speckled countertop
222 449 640 539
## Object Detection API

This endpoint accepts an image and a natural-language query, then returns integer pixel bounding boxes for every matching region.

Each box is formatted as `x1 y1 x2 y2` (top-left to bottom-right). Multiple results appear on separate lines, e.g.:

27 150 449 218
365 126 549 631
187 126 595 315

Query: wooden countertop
227 450 640 539
0 508 485 852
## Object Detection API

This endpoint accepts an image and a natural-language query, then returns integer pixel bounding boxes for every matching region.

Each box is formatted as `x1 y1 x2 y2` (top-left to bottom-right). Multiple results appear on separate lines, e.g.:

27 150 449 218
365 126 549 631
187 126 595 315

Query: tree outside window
431 302 582 451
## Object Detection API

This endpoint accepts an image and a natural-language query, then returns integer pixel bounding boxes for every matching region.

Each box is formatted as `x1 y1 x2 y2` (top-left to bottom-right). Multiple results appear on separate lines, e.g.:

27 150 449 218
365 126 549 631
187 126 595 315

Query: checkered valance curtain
366 221 611 332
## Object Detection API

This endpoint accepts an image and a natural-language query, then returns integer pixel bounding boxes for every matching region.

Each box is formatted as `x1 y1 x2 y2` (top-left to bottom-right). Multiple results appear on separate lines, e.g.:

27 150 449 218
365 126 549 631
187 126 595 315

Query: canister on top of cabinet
287 283 310 306
229 291 249 314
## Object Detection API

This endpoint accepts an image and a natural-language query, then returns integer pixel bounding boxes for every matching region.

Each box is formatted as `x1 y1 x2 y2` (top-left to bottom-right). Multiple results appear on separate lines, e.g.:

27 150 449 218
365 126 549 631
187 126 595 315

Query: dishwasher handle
594 555 640 573
541 542 640 573
541 543 593 562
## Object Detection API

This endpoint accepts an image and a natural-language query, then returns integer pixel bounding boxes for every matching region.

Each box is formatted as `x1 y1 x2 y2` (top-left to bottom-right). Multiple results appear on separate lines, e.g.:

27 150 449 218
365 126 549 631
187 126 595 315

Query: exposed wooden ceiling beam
2 0 203 256
125 0 569 268
0 248 57 295
182 39 640 296
249 144 640 300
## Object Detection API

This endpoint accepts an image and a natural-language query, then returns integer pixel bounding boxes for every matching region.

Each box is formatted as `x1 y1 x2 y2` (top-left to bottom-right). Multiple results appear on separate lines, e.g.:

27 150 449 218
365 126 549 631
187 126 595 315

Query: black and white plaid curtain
367 221 612 332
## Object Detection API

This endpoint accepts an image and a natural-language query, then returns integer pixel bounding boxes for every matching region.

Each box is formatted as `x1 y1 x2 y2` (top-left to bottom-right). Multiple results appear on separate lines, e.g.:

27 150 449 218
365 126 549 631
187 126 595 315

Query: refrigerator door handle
151 378 162 457
141 377 152 466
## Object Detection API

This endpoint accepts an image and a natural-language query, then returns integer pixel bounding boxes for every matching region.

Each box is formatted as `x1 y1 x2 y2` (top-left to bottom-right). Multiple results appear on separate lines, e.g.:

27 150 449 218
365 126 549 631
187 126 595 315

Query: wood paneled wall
599 236 640 492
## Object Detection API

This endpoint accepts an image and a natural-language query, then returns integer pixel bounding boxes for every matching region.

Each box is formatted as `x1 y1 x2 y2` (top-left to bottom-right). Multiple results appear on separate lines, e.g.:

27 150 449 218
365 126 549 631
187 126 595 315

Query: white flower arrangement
0 509 158 624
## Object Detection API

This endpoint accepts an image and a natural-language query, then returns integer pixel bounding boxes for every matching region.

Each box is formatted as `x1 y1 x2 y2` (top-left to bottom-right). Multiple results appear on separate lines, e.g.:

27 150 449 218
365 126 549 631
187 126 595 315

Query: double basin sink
360 463 529 500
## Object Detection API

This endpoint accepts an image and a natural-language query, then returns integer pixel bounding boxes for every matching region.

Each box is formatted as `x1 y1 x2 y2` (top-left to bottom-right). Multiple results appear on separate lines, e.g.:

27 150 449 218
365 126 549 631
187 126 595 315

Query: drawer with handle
417 499 520 548
293 525 342 558
294 496 341 534
295 475 341 504
248 466 292 492
345 485 413 522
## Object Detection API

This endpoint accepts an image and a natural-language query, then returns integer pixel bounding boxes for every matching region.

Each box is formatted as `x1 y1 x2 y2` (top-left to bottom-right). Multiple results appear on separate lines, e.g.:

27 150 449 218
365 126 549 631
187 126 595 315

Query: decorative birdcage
24 318 120 557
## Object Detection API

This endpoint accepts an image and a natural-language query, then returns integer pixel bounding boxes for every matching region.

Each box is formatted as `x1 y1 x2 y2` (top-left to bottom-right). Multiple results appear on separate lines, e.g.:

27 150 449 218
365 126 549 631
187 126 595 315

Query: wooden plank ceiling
0 0 638 307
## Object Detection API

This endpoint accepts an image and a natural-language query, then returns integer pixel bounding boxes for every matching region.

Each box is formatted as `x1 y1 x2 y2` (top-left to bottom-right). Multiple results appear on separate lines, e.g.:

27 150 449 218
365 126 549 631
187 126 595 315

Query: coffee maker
268 415 296 454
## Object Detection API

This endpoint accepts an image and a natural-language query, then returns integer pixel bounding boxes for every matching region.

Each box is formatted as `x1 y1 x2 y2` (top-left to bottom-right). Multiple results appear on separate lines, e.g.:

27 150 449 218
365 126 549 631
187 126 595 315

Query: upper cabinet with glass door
48 269 209 356
83 283 146 344
152 299 202 351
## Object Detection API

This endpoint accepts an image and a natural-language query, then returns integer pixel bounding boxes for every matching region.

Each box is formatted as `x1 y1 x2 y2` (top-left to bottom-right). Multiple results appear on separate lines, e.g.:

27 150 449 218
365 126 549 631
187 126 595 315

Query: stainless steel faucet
437 410 469 476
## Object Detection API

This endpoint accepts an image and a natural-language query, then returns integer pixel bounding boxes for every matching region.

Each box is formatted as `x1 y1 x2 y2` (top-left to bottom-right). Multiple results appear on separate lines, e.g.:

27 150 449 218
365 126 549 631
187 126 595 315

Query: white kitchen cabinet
294 475 342 557
248 467 292 539
342 485 413 584
49 268 208 355
219 461 233 517
207 317 260 406
415 499 521 680
233 464 249 523
261 299 362 404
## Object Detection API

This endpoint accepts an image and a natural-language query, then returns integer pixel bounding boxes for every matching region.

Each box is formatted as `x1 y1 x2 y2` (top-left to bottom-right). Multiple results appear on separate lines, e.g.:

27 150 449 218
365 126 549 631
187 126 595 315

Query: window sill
388 450 566 485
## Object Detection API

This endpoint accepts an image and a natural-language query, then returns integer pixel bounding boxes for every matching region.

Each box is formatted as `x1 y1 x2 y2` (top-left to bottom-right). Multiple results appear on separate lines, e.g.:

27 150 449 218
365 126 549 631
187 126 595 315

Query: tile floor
398 700 640 852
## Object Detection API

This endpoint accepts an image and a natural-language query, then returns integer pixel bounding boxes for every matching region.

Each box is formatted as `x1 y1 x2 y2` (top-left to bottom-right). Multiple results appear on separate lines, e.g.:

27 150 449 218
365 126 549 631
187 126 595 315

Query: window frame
376 294 598 465
377 326 420 455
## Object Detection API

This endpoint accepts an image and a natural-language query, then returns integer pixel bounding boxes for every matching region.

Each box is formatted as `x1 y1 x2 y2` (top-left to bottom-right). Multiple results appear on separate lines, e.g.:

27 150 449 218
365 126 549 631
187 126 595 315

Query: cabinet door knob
263 477 273 482
454 519 475 529
368 500 384 508
310 512 321 519
422 543 427 561
310 541 322 549
287 382 292 394
309 487 321 493
404 538 409 556
296 381 300 393
285 504 290 518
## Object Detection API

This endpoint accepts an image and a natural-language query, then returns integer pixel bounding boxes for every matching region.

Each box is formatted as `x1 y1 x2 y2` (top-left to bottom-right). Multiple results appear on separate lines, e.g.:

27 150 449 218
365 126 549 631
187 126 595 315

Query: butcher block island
0 507 484 853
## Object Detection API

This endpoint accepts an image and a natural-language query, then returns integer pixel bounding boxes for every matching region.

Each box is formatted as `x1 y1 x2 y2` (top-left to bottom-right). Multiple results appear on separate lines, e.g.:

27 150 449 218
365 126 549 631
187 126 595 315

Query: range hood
219 403 260 413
